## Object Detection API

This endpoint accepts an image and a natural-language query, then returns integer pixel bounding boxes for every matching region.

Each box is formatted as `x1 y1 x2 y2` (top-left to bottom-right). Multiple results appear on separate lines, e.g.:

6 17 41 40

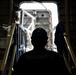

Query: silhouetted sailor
12 27 71 75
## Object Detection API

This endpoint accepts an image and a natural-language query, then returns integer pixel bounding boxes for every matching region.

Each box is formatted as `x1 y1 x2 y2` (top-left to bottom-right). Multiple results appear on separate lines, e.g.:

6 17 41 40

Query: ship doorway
19 1 59 52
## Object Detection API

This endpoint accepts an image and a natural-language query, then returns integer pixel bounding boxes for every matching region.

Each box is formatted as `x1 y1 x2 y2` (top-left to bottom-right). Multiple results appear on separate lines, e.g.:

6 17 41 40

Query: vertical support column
44 11 52 50
21 10 24 26
9 0 13 25
65 0 69 37
32 10 37 32
16 24 20 61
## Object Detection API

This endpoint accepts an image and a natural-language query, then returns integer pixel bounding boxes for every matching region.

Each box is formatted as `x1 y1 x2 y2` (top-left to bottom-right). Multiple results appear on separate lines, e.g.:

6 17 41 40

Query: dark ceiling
14 0 63 4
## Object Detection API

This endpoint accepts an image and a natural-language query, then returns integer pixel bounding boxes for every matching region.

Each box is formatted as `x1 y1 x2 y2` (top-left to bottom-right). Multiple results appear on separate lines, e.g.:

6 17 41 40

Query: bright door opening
19 1 59 52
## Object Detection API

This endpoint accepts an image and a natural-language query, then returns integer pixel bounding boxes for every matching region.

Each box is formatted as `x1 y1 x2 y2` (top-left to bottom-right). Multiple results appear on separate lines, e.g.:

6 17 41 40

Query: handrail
63 50 72 73
0 23 16 74
63 32 76 68
8 45 17 75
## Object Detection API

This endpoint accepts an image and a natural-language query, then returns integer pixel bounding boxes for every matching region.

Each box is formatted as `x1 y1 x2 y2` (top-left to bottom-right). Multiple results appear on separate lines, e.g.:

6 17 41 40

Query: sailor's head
31 27 48 48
